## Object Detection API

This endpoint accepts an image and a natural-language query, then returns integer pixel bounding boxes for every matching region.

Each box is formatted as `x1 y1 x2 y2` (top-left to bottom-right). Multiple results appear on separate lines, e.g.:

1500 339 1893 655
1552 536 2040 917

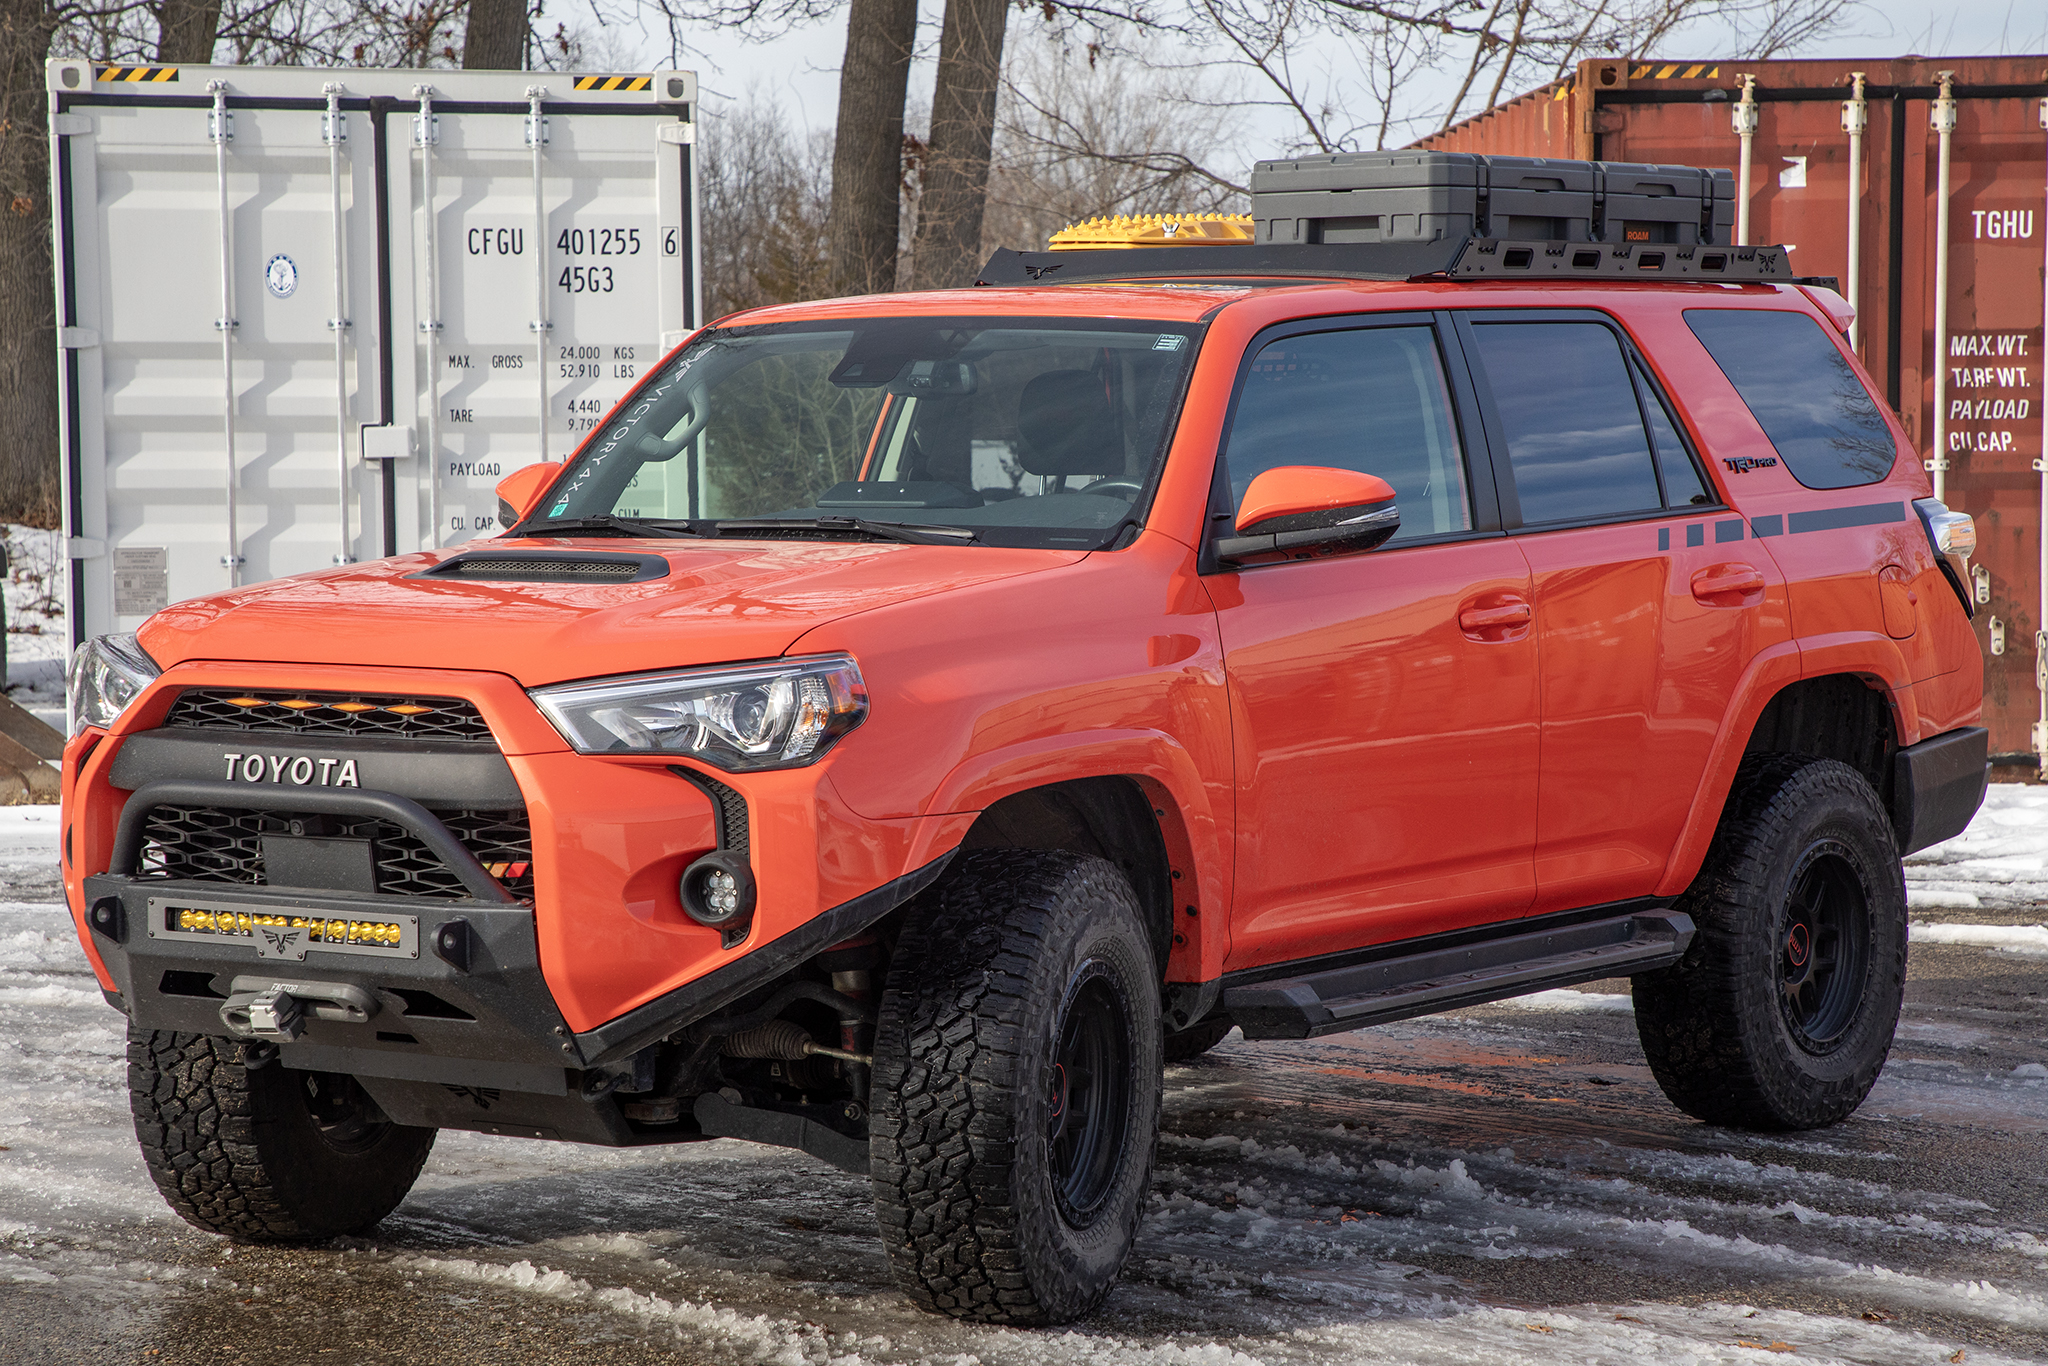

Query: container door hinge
657 122 694 145
2032 722 2048 762
66 537 104 560
1972 563 1992 605
1924 457 1951 473
1988 615 2005 655
51 113 92 137
59 327 99 349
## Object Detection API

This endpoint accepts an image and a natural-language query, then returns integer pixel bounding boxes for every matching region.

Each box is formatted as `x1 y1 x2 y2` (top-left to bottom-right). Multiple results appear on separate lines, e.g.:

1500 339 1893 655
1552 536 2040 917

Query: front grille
138 804 534 900
162 690 493 742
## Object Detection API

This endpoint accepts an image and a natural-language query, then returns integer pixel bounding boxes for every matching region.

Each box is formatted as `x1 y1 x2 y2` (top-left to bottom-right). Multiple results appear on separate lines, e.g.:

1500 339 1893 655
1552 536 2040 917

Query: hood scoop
411 550 670 584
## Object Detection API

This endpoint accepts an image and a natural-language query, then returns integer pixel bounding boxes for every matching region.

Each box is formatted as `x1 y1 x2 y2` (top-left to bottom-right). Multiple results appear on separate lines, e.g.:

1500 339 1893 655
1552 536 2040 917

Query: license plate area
145 895 419 962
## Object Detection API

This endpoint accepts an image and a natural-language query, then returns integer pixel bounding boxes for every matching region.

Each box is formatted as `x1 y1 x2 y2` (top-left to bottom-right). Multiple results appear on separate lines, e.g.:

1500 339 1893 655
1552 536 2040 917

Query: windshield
530 316 1203 548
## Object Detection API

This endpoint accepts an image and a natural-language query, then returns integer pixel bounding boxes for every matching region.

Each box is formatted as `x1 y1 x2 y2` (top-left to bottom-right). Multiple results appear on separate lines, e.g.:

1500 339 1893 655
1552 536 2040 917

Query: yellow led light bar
173 907 405 947
150 897 420 960
1048 213 1253 251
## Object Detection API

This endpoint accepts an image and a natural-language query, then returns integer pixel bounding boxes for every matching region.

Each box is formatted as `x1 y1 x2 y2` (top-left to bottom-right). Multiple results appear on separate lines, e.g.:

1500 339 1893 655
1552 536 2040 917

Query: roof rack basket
974 237 1834 291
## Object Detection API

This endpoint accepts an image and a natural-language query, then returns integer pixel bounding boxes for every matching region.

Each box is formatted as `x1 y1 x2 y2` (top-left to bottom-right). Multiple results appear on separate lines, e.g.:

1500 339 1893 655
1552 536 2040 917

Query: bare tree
0 0 66 526
906 0 1008 289
827 0 917 295
155 0 221 60
700 95 835 317
462 0 525 66
985 34 1246 257
1163 0 1860 156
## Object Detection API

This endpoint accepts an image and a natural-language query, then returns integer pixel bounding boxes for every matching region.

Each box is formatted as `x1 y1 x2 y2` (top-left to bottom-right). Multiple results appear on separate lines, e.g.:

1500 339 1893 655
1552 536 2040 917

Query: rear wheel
870 850 1162 1324
129 1028 436 1241
1632 755 1906 1130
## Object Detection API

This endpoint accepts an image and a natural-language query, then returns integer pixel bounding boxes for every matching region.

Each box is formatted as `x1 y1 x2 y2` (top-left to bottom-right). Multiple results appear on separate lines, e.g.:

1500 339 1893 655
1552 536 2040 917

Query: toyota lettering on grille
223 753 362 787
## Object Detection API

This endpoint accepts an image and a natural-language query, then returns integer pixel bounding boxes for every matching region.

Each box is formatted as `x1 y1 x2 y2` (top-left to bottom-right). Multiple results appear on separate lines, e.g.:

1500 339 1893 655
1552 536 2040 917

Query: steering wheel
1081 478 1144 500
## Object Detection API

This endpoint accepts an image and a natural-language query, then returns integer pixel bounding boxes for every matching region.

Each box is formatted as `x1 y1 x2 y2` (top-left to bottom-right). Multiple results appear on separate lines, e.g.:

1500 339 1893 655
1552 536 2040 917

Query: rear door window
1221 324 1472 542
1465 320 1664 525
1636 358 1713 507
1683 309 1896 489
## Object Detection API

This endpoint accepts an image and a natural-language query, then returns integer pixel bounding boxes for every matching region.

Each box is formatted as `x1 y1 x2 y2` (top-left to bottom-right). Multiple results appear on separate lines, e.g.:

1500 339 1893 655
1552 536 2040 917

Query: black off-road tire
870 850 1163 1325
129 1028 436 1241
1632 755 1907 1131
1163 1016 1235 1063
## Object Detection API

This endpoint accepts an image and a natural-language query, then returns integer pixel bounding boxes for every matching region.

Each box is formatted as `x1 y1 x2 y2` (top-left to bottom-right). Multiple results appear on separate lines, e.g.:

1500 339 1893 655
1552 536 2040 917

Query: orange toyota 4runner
65 209 1985 1325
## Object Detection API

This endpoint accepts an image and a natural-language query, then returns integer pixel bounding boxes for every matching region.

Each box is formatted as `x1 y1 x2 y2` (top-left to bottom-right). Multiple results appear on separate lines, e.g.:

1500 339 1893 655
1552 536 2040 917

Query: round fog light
680 850 757 929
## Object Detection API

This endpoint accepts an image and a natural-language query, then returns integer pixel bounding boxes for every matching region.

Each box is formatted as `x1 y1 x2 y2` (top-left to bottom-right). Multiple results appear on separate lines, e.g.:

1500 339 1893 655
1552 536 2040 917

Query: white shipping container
47 60 702 644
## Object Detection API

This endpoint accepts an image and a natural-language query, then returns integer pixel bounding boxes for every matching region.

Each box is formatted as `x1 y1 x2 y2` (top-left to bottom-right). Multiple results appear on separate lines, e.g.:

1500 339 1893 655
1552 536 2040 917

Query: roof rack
973 237 1835 291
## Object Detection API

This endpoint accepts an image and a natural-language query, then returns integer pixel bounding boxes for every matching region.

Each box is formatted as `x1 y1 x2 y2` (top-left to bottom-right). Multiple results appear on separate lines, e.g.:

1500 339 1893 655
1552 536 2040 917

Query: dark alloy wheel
1047 966 1136 1228
871 849 1163 1324
1633 754 1907 1131
130 1029 436 1241
1775 842 1871 1053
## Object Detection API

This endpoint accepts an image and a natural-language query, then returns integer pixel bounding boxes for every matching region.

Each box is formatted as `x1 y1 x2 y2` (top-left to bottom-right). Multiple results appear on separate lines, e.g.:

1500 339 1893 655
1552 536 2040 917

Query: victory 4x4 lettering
64 160 1986 1329
221 752 361 786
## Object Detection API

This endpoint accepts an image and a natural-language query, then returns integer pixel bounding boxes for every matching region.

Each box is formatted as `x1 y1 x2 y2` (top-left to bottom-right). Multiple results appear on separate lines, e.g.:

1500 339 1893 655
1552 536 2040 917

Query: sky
558 0 2048 144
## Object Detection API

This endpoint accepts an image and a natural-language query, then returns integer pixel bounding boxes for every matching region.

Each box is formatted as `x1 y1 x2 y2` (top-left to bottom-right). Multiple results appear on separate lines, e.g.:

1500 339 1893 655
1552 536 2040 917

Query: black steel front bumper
88 777 953 1144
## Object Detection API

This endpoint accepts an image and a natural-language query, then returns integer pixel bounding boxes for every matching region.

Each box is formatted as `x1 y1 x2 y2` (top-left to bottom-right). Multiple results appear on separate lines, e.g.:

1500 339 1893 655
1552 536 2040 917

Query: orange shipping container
1419 57 2048 766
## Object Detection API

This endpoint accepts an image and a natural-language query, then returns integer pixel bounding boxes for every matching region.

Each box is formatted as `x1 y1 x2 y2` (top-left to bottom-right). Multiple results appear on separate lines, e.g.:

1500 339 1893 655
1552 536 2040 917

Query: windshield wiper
514 515 703 539
714 516 977 545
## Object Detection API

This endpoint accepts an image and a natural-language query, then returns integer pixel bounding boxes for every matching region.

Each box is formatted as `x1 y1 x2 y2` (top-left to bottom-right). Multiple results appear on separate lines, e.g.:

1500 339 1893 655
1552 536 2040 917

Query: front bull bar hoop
109 779 521 905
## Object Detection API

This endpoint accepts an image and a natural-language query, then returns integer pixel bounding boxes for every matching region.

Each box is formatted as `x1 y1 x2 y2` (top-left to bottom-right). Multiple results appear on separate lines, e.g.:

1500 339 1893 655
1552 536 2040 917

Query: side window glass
1683 309 1896 490
1636 361 1713 506
1222 326 1471 542
1468 320 1662 525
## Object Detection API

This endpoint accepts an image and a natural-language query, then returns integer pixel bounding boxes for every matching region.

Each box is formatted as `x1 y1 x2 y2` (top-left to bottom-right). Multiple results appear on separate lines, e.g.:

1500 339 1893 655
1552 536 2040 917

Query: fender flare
921 728 1231 982
1654 632 1915 899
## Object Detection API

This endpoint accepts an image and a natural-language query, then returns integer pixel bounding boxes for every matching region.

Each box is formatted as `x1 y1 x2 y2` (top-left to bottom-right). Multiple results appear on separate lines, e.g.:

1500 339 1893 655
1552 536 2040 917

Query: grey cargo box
1251 151 1733 247
1601 162 1735 244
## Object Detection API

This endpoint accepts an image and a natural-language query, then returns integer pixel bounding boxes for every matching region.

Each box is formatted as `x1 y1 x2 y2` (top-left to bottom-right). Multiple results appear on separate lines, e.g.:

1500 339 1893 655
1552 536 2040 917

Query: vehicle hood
137 538 1088 686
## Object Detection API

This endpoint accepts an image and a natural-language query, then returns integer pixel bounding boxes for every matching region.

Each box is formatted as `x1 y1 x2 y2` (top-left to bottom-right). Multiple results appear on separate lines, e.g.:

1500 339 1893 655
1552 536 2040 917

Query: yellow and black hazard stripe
1629 62 1721 81
97 65 179 83
571 75 651 92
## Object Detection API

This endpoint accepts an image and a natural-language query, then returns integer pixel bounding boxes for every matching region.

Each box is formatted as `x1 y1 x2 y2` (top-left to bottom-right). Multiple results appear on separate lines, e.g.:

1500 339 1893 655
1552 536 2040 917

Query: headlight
67 633 162 735
530 655 867 770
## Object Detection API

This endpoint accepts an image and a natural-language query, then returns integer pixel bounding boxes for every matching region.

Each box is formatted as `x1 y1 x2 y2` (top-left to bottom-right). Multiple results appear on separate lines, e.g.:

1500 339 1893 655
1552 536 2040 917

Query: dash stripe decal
1787 501 1906 534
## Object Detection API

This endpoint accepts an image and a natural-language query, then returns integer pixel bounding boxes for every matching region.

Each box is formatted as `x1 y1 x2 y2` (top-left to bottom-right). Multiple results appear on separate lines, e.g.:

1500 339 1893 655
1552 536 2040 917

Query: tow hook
219 977 379 1041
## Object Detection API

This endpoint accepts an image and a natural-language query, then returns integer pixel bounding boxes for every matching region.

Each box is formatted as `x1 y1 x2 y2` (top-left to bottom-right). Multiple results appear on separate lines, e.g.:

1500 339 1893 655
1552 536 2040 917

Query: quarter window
1467 321 1663 525
1683 309 1896 490
1222 326 1472 542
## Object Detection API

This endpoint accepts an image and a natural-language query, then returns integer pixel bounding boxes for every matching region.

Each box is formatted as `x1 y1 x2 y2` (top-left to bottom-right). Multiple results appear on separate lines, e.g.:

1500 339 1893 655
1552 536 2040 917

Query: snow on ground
2 796 2046 1362
1906 781 2048 917
4 525 67 734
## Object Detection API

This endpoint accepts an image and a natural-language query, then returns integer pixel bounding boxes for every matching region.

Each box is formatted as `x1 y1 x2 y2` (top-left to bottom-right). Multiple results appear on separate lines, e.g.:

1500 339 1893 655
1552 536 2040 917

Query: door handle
1458 598 1532 640
1691 563 1767 606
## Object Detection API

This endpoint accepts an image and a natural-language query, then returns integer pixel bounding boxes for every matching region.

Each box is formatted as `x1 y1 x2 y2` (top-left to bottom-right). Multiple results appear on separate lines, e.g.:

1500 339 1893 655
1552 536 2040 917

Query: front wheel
129 1029 436 1241
870 850 1163 1324
1632 755 1906 1130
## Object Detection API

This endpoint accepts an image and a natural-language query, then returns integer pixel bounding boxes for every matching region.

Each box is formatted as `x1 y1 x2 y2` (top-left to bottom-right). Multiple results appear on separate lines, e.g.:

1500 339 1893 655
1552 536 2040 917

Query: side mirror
495 462 564 530
1217 466 1400 566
